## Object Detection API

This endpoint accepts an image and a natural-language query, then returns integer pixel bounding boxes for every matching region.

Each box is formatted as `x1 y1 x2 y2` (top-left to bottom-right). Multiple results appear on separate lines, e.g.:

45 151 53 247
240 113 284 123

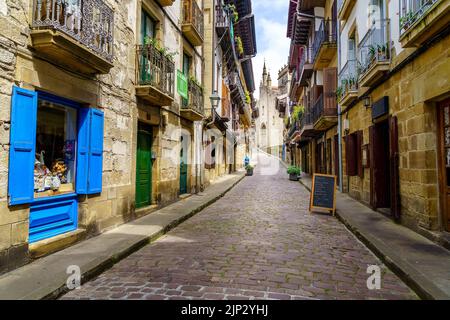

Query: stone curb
0 172 246 300
297 178 447 300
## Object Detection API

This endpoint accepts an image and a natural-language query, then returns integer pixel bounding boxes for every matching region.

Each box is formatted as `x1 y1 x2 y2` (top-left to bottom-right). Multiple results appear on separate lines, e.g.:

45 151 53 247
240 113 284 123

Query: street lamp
209 90 221 110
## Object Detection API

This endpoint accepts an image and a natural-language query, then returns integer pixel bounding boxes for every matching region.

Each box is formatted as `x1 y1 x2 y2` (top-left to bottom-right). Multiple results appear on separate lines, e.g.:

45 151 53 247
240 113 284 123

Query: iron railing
182 79 204 115
312 94 324 124
338 59 358 98
299 46 313 75
136 44 175 98
215 4 229 30
399 0 438 34
300 112 312 128
183 0 204 39
288 121 299 138
358 19 390 76
312 19 337 62
32 0 114 62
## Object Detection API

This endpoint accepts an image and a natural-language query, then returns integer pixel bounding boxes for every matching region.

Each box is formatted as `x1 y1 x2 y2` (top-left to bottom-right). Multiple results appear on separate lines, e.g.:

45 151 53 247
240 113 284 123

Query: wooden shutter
323 68 337 110
87 109 104 194
357 130 363 178
8 86 38 205
369 125 375 208
76 107 90 194
389 116 401 220
345 133 357 176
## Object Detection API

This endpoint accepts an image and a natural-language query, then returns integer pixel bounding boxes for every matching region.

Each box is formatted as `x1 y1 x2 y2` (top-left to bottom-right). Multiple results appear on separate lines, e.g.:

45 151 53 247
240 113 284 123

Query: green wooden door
136 125 152 208
180 135 188 194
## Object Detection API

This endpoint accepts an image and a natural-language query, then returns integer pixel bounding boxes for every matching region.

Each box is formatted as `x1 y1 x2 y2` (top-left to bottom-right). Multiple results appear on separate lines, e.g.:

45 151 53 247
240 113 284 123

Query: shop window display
34 100 77 197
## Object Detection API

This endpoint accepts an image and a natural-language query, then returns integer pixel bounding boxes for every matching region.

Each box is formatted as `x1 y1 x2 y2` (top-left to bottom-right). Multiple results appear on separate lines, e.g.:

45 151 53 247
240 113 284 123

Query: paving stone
60 154 418 300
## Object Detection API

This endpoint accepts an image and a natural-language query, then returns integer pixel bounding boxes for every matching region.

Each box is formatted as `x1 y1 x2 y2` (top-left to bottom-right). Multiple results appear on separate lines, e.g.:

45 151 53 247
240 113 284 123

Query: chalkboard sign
309 174 337 215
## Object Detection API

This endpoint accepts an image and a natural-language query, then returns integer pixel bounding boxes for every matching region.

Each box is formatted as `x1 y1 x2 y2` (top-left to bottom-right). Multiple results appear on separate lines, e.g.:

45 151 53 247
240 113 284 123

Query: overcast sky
252 0 291 99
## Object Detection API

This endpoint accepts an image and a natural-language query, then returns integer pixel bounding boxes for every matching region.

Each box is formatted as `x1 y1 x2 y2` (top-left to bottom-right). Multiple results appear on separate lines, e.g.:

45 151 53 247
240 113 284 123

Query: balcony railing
288 121 299 138
399 0 438 34
312 19 337 62
215 4 229 30
300 112 312 128
183 0 204 39
312 94 324 124
182 79 204 115
338 59 358 98
358 19 390 76
136 44 175 98
299 46 313 73
32 0 114 62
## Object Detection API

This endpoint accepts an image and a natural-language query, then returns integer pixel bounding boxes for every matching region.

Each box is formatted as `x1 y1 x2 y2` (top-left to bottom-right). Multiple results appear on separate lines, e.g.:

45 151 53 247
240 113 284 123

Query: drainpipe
337 15 343 192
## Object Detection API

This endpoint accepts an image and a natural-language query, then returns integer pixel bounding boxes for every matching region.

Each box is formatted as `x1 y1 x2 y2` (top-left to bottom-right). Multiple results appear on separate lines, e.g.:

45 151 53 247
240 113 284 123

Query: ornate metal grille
183 79 204 115
32 0 114 62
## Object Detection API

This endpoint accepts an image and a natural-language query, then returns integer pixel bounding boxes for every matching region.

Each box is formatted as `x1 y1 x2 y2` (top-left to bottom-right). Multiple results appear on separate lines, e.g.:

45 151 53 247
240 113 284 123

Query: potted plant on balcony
336 86 343 101
368 45 376 62
245 164 254 176
235 36 244 57
287 166 301 181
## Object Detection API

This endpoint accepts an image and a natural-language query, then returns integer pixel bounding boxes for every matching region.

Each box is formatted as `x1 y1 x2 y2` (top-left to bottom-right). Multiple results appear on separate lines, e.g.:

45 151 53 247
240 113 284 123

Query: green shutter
177 70 188 100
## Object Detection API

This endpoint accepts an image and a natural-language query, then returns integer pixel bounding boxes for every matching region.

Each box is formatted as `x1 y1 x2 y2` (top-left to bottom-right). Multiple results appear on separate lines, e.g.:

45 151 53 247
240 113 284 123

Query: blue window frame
8 86 104 242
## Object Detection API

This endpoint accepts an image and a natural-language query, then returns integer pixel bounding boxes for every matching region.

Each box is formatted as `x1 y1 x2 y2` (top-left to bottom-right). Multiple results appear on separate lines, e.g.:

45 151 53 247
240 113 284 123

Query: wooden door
136 124 152 208
438 98 450 231
334 135 340 185
180 134 188 194
370 120 391 209
389 116 401 220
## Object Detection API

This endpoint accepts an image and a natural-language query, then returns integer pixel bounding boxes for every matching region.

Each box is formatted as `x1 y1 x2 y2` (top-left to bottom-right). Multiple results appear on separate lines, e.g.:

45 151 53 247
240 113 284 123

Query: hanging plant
235 36 244 56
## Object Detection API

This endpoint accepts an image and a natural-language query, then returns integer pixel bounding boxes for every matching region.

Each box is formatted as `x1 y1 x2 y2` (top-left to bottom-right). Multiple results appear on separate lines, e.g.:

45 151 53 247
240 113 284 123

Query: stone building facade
0 0 255 275
286 0 450 236
255 62 284 156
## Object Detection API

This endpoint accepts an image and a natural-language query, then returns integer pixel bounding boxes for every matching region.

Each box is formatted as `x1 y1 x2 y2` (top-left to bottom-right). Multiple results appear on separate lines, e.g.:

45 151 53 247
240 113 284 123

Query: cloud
252 12 290 98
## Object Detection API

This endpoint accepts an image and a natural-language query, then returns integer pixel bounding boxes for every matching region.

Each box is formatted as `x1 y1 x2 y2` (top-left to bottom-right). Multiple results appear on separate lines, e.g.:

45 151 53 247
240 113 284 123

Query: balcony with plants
136 38 175 106
181 77 204 121
312 19 338 70
337 0 356 21
182 0 204 46
31 0 114 75
337 59 358 107
357 19 390 88
399 0 449 47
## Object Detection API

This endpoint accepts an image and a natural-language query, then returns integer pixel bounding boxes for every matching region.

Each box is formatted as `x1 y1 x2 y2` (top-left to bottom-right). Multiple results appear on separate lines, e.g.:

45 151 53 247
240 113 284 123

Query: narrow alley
61 152 417 300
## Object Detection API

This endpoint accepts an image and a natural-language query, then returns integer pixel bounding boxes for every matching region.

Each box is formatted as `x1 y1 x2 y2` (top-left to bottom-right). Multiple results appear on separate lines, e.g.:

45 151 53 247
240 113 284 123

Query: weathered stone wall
342 32 450 231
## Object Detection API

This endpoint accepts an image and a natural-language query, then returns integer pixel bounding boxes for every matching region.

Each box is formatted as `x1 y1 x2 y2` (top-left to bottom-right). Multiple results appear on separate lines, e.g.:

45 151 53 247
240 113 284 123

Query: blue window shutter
8 86 38 205
87 108 104 194
76 107 90 194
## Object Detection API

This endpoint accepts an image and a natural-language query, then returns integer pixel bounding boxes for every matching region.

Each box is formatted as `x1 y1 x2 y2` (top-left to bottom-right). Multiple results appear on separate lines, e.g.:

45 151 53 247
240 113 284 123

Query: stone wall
342 32 450 231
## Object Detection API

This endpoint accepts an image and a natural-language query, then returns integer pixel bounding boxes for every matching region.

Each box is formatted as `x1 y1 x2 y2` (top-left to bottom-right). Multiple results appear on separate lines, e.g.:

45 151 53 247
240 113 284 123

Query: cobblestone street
61 153 417 300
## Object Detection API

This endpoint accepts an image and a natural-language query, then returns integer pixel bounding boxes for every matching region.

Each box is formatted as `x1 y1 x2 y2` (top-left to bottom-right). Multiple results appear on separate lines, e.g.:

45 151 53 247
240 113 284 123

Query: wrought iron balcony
312 94 337 130
215 4 230 34
298 46 313 86
338 59 358 106
31 0 114 75
399 0 449 47
312 19 338 69
182 0 204 46
136 44 175 106
181 79 204 121
358 19 390 87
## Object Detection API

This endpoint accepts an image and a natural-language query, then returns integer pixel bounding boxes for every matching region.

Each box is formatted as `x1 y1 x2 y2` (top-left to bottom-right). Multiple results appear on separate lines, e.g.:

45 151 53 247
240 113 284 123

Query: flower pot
289 173 299 181
246 169 254 176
